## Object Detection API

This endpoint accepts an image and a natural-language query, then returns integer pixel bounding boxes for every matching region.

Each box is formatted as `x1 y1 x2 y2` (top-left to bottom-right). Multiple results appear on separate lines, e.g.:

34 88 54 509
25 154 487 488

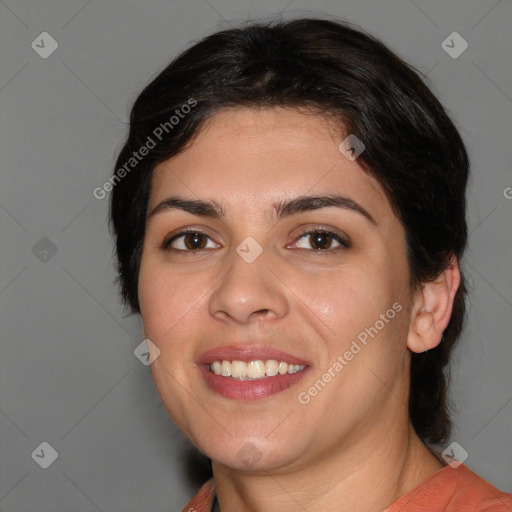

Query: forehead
149 107 394 224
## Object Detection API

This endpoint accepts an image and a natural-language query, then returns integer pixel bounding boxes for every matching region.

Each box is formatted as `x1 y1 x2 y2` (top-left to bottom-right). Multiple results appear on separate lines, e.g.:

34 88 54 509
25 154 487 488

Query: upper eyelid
164 227 219 245
165 222 348 237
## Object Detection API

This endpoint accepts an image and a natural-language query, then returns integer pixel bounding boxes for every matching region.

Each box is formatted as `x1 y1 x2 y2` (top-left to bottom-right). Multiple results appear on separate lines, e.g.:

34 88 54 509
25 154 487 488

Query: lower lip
199 365 310 400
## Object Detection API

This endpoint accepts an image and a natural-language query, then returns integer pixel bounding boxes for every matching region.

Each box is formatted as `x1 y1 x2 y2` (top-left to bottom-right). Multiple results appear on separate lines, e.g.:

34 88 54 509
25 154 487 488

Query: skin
138 107 460 511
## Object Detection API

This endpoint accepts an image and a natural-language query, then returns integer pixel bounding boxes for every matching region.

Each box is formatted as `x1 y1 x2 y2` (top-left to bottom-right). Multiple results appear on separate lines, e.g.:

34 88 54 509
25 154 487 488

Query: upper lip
197 345 310 366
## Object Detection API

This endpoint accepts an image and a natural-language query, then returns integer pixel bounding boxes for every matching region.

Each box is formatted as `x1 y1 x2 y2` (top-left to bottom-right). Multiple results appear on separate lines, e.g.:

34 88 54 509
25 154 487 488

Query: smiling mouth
209 359 307 380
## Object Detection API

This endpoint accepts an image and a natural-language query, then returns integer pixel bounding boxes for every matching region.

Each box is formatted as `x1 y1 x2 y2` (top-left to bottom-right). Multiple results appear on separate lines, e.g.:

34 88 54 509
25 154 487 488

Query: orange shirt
182 464 512 512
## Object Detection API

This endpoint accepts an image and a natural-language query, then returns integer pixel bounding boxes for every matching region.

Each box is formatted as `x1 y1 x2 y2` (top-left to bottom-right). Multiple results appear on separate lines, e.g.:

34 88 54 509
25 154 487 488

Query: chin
202 436 302 474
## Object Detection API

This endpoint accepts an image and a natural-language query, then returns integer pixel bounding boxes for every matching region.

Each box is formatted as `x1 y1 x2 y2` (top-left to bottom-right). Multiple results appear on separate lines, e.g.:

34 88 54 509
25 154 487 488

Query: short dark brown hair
109 17 469 445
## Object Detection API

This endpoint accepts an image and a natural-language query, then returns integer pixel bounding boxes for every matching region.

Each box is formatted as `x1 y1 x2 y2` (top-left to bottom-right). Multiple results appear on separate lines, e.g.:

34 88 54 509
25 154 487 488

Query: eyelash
161 227 350 254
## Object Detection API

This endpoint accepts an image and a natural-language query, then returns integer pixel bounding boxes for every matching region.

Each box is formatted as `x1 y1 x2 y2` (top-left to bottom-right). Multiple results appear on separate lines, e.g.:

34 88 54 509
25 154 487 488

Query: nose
208 245 289 325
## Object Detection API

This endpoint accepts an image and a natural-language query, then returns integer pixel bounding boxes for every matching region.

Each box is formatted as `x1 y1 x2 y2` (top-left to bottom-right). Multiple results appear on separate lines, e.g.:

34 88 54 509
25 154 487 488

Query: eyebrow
148 194 376 225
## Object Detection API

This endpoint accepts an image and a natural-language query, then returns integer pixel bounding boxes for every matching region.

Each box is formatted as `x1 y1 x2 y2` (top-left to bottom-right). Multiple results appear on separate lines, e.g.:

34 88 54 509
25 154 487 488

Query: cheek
138 260 202 351
299 260 409 377
307 264 396 329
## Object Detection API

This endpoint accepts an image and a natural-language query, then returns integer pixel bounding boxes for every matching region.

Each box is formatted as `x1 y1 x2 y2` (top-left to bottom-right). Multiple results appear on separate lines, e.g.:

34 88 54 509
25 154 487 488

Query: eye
162 230 219 252
161 227 350 254
292 229 350 252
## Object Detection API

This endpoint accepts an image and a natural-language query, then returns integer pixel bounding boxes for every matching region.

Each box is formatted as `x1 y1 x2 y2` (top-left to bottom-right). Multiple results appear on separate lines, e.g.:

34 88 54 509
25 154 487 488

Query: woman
109 18 512 511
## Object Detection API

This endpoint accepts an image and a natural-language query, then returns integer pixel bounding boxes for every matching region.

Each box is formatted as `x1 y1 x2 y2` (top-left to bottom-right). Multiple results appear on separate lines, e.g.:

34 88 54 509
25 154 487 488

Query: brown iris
183 232 208 250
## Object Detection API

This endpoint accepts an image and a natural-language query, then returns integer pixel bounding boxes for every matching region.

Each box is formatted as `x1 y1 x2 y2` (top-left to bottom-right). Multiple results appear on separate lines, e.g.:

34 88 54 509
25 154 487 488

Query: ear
407 256 461 353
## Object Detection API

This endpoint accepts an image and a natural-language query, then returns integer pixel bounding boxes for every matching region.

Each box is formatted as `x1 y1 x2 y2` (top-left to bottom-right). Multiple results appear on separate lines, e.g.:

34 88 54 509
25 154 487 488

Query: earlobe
407 257 461 353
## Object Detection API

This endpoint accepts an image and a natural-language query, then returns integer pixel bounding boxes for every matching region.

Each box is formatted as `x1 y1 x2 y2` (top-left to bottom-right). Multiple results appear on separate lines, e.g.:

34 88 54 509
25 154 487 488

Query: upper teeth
209 360 306 380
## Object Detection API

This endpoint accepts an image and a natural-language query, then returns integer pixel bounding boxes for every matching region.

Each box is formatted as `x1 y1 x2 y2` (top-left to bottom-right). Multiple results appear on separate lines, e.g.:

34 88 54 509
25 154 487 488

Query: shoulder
181 479 215 512
386 464 512 512
182 468 512 512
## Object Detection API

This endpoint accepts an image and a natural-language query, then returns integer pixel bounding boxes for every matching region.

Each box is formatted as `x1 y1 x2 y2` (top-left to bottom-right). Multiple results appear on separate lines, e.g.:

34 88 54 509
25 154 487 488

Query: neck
211 424 445 512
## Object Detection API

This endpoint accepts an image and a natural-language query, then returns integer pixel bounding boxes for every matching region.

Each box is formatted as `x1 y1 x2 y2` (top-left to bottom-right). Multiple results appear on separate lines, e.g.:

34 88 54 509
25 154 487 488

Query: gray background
1 0 511 510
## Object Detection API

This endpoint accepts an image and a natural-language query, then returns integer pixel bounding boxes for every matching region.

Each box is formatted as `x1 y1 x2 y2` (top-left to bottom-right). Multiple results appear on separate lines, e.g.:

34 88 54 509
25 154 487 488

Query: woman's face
139 107 415 473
